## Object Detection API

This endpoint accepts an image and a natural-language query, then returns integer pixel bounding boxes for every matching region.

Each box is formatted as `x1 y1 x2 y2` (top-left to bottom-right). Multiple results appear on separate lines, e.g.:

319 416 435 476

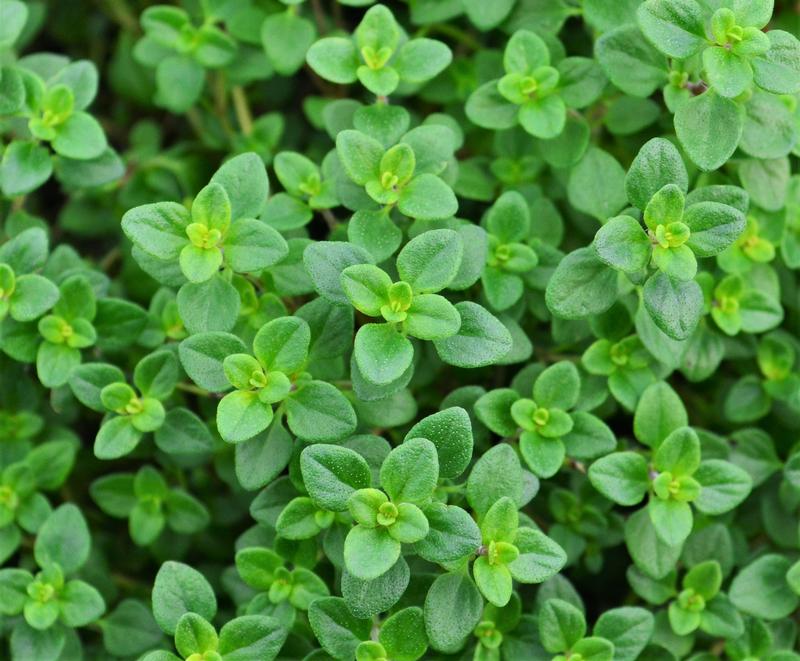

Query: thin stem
10 195 26 212
99 247 122 272
211 72 235 139
102 0 139 32
186 107 205 140
231 85 254 136
321 208 338 231
176 382 212 397
310 0 329 33
417 23 481 50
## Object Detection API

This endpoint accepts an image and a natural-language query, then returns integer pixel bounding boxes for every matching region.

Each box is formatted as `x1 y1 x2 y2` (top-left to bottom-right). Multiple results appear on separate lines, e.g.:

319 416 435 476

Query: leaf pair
307 4 451 96
467 30 605 140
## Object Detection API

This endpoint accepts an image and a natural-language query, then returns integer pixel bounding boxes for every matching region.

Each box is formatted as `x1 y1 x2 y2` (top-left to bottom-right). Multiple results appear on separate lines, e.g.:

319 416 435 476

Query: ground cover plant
1 0 800 659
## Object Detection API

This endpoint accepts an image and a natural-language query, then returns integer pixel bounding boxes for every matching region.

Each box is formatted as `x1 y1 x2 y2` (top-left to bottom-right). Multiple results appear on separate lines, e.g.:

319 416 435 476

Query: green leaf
234 421 293 491
262 12 315 76
342 556 410 619
179 332 247 392
398 173 458 221
285 380 357 441
34 504 90 574
151 561 217 636
563 411 616 459
121 201 190 261
174 613 217 658
625 138 688 211
753 29 800 94
546 247 618 320
653 427 700 476
625 508 683 580
465 80 518 130
637 0 706 59
648 497 693 546
739 289 784 333
354 323 414 386
589 452 649 505
595 25 668 98
155 54 204 113
675 92 744 171
225 219 288 273
0 141 53 197
344 525 401 581
594 215 651 273
503 29 550 73
704 47 753 98
643 272 703 341
347 209 402 263
700 592 744 639
693 459 752 514
539 598 586 653
134 350 178 400
558 57 606 109
300 444 372 511
179 244 222 283
9 274 59 322
217 390 274 443
9 622 65 661
633 381 688 448
94 415 144 459
308 597 371 660
395 38 451 83
433 302 512 368
100 599 163 658
336 130 382 185
403 406 473 479
304 241 374 305
414 503 481 564
379 607 428 661
340 264 392 316
307 37 360 83
463 0 515 29
519 95 567 139
684 560 721 601
593 607 654 661
474 556 513 607
568 148 627 221
466 443 525 516
381 438 439 505
51 112 107 160
730 554 799 620
0 0 27 47
218 615 288 661
404 294 460 340
253 316 310 374
210 152 270 220
509 527 567 583
520 431 566 478
59 579 105 626
423 572 483 653
534 361 581 410
684 202 746 257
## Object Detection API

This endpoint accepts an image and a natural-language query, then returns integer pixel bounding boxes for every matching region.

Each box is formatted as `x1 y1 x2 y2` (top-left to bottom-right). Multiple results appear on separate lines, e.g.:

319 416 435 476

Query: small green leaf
300 444 372 511
151 561 217 636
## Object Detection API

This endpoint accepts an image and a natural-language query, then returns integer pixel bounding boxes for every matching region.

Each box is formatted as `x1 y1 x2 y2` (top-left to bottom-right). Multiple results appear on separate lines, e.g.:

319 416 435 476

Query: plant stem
99 247 122 272
321 208 338 231
177 382 212 397
417 23 481 50
231 85 254 136
103 0 139 32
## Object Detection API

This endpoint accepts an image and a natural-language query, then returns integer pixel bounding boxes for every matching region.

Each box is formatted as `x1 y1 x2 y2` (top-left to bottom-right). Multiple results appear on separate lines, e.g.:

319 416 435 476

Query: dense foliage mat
1 0 800 659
